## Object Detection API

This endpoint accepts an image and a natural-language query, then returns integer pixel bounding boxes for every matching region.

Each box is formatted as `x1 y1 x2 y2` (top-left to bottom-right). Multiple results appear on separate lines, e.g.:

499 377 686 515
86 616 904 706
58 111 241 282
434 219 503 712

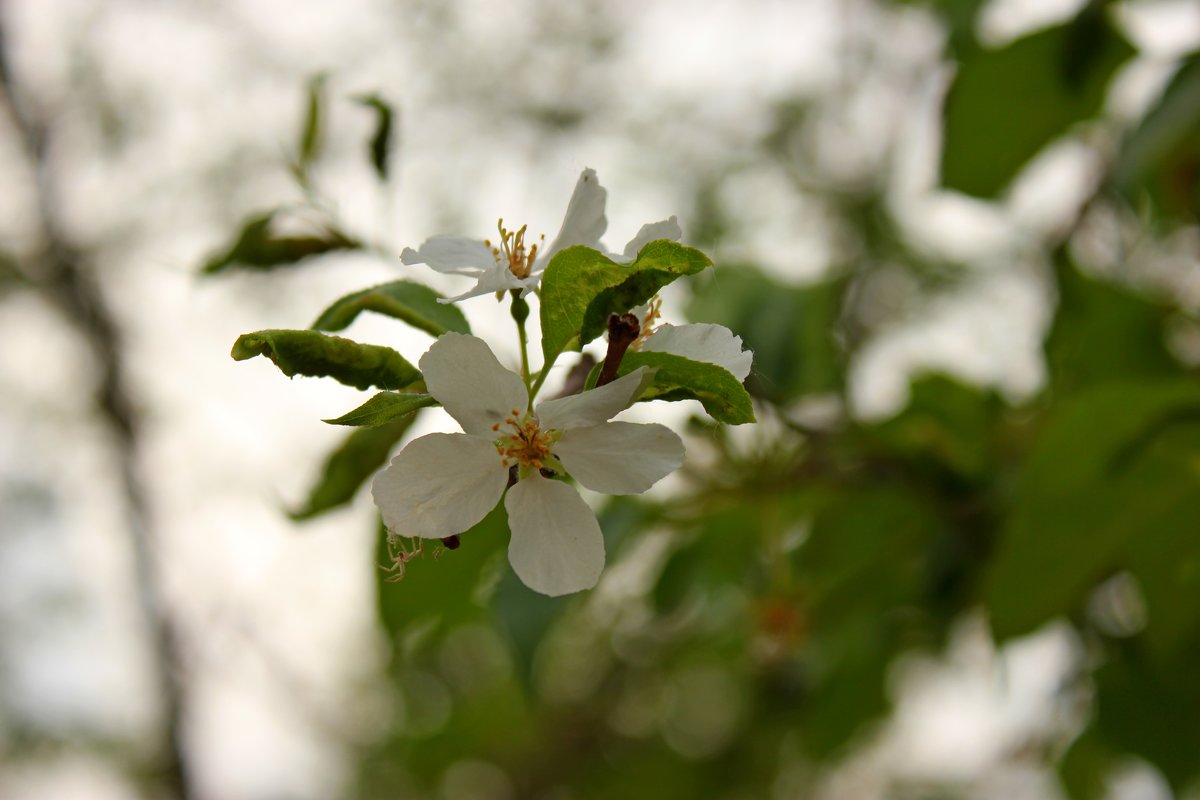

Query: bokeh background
1 0 1199 798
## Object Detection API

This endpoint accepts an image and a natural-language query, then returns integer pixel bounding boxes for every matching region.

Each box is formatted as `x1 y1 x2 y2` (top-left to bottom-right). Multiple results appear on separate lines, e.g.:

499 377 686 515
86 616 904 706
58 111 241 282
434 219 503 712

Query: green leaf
984 381 1200 641
324 392 438 427
201 211 359 274
292 414 418 520
941 8 1135 198
376 505 509 639
603 351 755 425
354 94 396 181
1046 257 1178 392
232 329 421 391
1089 635 1200 793
297 73 326 175
864 374 1003 482
1058 728 1113 800
311 280 470 337
687 266 846 401
539 240 712 365
796 487 945 755
1113 54 1200 227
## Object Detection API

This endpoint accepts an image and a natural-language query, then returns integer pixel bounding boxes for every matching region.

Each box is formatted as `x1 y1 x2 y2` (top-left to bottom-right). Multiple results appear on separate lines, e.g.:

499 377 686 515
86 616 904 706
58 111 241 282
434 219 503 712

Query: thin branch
0 20 193 800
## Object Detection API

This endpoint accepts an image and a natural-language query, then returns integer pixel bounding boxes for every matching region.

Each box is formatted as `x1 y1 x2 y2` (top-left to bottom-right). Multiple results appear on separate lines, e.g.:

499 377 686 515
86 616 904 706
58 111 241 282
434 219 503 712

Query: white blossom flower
632 298 754 382
371 333 686 596
400 168 682 302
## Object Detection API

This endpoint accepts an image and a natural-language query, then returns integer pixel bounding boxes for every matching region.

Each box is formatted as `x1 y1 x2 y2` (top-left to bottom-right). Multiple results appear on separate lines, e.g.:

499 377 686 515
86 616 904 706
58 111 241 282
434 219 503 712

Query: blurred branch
0 19 194 800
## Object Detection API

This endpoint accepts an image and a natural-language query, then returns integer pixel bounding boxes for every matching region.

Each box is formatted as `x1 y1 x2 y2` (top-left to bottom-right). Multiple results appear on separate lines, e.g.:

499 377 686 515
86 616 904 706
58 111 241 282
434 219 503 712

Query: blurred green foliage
206 2 1200 796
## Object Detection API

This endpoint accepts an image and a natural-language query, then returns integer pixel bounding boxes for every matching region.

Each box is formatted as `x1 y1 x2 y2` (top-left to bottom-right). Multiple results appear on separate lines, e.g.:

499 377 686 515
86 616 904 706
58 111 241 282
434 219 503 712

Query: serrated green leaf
941 8 1135 198
311 280 470 336
354 94 395 181
539 240 712 365
232 329 420 391
324 392 438 427
201 211 359 274
984 381 1200 641
604 351 755 425
292 414 418 520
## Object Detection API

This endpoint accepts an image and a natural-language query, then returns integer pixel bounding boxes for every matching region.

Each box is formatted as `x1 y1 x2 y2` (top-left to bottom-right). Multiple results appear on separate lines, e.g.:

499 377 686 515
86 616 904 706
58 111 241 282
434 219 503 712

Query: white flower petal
642 323 753 382
556 421 684 495
439 264 530 303
420 333 529 437
619 216 683 261
401 235 497 275
505 474 604 596
536 367 655 431
372 433 508 539
541 168 608 265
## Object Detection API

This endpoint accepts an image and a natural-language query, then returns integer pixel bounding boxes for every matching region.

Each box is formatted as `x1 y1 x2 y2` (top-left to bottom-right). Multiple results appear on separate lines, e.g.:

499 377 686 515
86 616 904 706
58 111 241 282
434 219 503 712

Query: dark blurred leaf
1046 258 1178 391
1124 421 1200 659
492 570 569 690
201 211 359 274
599 351 755 425
354 93 396 181
652 503 772 614
1114 54 1200 226
297 73 326 176
540 241 712 364
291 414 418 520
941 7 1135 198
1090 635 1200 793
376 504 508 640
311 280 470 336
687 266 846 402
1058 728 1112 800
797 487 944 755
864 374 1003 482
232 329 421 390
323 391 438 427
984 381 1200 641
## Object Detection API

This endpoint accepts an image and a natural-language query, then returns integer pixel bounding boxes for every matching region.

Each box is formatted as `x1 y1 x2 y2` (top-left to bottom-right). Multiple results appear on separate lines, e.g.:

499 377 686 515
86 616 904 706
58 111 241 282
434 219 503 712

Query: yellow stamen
632 295 663 350
493 219 545 280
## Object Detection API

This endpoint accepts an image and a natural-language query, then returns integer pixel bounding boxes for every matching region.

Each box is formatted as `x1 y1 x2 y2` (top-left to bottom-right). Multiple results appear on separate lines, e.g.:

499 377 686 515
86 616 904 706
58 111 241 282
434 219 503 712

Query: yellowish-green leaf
324 392 438 427
539 240 711 365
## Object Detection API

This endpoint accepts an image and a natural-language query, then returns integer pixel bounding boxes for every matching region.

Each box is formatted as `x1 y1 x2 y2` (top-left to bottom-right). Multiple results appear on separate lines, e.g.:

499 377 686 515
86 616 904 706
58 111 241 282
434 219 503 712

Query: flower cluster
366 168 755 595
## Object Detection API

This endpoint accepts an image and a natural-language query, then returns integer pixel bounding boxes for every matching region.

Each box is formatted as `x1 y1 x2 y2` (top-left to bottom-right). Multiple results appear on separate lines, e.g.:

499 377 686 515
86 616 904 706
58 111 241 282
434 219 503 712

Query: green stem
510 290 533 409
528 355 556 402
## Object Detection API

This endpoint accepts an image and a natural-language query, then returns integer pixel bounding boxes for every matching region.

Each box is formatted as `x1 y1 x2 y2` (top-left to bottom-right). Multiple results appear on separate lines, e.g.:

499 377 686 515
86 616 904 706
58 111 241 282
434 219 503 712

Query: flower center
484 219 544 280
492 410 555 470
